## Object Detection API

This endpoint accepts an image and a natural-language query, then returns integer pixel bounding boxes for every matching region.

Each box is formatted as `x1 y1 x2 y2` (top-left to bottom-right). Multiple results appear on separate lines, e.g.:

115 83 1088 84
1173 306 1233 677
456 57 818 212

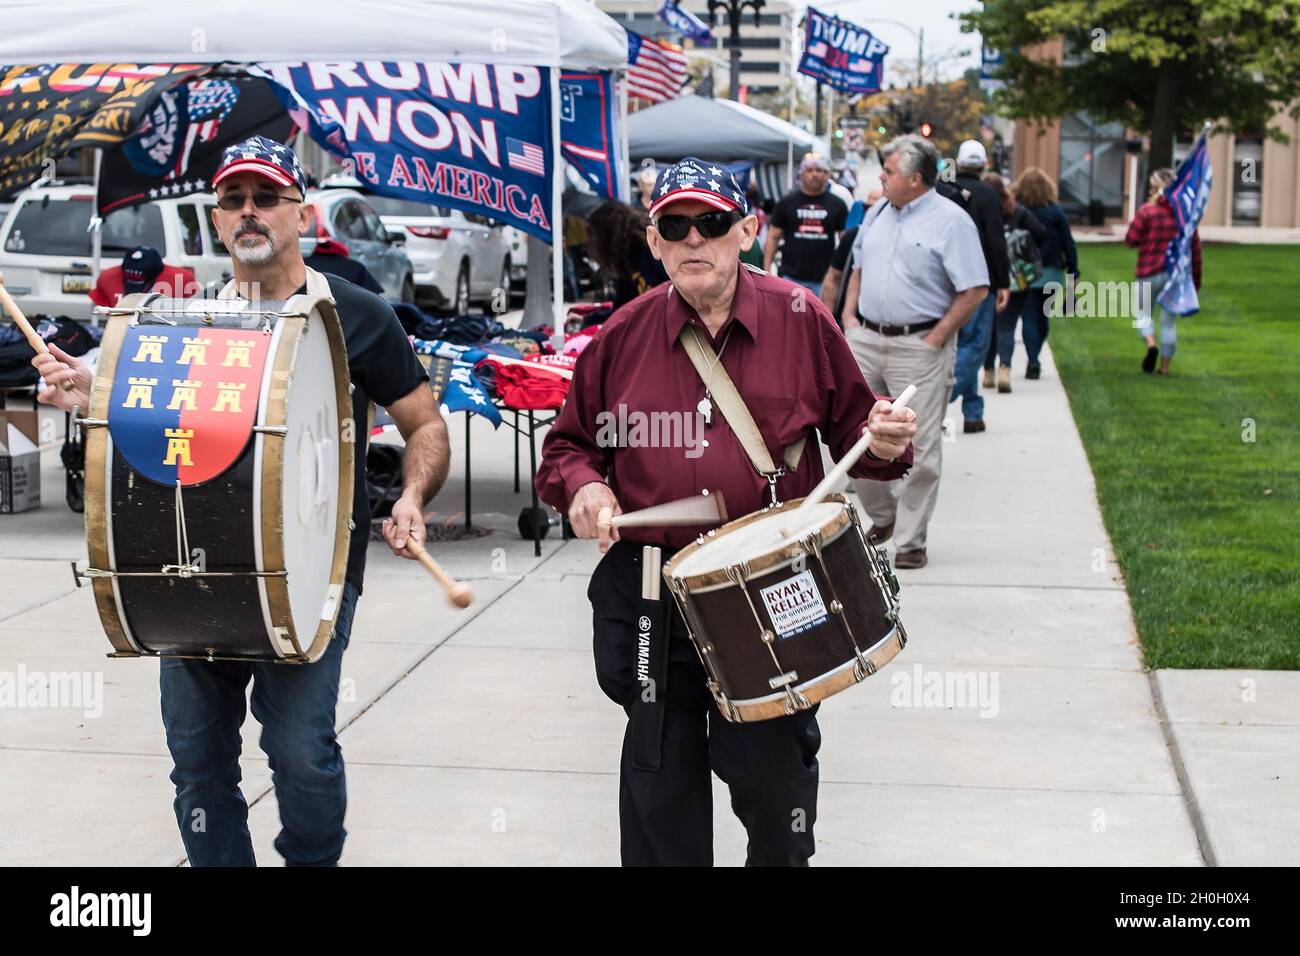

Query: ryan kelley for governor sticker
760 570 829 639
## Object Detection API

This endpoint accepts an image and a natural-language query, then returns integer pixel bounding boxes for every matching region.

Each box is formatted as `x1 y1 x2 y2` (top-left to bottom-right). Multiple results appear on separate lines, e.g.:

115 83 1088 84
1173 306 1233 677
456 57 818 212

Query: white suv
0 183 232 322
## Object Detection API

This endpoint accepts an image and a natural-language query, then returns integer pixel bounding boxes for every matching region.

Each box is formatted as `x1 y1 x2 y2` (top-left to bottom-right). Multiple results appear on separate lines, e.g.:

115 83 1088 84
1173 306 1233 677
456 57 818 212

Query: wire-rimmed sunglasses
653 208 743 242
215 190 303 211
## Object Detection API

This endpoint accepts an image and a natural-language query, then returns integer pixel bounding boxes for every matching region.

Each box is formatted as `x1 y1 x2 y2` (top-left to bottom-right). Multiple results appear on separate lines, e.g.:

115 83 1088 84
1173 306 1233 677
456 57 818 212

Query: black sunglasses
654 209 742 241
216 190 303 211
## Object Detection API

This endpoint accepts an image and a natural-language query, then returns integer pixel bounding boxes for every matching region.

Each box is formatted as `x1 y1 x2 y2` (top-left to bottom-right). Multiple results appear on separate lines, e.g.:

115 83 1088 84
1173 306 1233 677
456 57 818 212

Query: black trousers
590 542 821 867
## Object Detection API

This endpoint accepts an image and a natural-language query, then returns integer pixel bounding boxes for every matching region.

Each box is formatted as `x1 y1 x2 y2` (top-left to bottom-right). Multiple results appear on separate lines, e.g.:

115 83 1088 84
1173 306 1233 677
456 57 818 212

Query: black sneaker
963 419 986 433
1025 365 1041 380
1142 346 1158 373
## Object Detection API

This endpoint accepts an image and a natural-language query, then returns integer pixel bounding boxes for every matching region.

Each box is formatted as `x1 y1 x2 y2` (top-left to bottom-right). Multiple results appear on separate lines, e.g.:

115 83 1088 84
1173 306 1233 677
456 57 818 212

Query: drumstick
0 271 75 391
597 490 727 533
782 384 917 535
405 537 472 608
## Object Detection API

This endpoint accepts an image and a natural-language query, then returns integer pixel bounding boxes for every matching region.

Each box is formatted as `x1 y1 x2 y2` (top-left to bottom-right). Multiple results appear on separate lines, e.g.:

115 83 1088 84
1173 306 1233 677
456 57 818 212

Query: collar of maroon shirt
662 261 761 351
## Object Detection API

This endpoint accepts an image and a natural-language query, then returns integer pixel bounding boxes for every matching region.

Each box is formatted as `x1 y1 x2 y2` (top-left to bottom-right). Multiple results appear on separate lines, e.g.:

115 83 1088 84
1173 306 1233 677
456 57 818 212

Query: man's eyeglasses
654 209 742 242
216 191 303 211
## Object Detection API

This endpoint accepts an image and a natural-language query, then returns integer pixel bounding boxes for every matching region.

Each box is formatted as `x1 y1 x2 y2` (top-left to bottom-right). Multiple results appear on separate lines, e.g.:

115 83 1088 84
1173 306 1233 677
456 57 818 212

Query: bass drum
84 292 354 663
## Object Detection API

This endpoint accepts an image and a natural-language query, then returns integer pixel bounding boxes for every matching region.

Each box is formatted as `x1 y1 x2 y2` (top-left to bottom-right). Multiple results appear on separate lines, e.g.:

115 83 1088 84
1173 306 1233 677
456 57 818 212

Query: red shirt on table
88 264 199 307
536 263 913 548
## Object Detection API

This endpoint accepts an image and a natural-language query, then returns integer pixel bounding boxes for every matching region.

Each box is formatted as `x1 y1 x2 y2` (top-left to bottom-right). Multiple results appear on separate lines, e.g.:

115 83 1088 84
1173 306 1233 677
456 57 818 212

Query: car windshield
3 196 165 257
362 195 438 218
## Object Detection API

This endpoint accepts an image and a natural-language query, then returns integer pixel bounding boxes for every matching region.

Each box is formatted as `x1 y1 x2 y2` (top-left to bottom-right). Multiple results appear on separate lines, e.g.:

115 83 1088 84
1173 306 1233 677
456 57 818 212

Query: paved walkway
0 333 1293 865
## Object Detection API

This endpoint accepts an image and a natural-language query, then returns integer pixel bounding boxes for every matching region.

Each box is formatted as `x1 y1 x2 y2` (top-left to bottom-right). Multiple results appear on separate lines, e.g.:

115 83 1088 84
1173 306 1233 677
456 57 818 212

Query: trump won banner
258 62 555 241
799 7 889 95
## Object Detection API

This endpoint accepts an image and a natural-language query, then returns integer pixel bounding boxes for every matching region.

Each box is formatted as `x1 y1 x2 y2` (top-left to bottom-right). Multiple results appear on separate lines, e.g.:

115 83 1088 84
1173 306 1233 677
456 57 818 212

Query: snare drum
662 494 906 722
80 292 354 663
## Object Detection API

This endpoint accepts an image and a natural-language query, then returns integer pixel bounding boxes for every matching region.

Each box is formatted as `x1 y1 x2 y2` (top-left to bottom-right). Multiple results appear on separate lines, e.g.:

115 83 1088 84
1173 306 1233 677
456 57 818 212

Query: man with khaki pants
841 135 989 569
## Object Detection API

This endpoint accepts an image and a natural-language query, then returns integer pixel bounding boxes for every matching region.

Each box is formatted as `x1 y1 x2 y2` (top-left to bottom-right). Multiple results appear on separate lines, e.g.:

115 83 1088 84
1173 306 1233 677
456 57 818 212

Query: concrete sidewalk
0 335 1293 865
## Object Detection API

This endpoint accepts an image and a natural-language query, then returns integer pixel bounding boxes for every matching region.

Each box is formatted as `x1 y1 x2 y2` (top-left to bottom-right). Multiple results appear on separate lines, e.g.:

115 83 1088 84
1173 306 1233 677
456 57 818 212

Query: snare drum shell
664 496 905 721
85 294 354 663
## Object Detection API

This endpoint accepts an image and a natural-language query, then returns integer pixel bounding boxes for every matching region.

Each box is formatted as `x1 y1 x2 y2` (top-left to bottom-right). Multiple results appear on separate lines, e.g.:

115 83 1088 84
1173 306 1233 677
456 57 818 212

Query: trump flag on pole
799 6 889 94
1158 132 1213 316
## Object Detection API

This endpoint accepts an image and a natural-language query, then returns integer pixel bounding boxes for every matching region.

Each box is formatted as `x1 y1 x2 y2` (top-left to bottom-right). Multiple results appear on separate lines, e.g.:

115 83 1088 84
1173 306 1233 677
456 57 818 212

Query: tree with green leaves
961 0 1300 169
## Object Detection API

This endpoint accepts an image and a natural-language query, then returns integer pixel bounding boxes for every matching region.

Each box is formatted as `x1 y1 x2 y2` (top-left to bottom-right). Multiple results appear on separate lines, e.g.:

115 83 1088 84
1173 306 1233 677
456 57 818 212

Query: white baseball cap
957 140 987 167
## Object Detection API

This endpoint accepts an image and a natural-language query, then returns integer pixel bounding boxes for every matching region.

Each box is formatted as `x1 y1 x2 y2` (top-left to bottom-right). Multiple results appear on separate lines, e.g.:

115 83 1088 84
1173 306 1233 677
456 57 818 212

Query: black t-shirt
305 252 386 295
770 189 848 281
294 273 428 590
611 243 669 310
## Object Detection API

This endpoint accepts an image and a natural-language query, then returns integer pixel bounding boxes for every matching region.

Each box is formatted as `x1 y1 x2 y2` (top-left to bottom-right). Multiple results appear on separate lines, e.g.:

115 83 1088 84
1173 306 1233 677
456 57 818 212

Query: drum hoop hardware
253 425 288 435
766 468 784 507
723 560 809 714
72 565 288 584
666 574 735 715
799 525 874 679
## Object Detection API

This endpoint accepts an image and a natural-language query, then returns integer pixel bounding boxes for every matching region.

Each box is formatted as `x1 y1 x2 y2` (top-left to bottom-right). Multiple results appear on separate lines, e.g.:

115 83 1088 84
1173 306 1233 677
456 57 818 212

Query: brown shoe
996 366 1012 393
893 548 927 569
868 522 894 543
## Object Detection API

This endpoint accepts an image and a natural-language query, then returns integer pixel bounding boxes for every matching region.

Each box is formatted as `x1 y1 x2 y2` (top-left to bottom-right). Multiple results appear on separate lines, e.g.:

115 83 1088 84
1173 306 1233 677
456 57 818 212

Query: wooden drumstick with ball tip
405 538 472 608
0 270 75 391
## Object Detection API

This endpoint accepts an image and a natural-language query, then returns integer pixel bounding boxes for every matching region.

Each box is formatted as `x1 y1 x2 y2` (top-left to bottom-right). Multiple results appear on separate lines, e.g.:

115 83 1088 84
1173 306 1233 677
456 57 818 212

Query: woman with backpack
1008 167 1078 382
982 173 1047 393
1125 168 1202 374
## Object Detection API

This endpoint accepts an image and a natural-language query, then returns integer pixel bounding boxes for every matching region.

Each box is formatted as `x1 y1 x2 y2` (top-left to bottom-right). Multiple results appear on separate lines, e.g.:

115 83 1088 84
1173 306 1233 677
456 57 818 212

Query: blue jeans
783 277 822 297
160 580 360 866
949 292 995 421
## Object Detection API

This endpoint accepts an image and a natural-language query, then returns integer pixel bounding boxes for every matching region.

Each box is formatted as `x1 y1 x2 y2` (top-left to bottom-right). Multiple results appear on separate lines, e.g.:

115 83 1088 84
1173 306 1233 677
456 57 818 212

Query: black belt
859 317 941 336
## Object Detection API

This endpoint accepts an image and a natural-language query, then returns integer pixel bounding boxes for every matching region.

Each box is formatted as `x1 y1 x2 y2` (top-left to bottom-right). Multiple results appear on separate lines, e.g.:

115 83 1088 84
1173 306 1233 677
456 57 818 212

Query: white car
0 183 232 322
300 186 414 302
362 194 513 314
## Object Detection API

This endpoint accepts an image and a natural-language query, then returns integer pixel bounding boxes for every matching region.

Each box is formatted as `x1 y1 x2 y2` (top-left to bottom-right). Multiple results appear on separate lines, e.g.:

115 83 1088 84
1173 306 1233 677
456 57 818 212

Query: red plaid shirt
1125 196 1202 288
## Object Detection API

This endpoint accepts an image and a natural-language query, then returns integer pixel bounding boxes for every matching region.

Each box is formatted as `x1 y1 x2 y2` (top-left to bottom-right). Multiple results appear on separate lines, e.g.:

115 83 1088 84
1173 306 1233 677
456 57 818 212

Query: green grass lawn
1052 243 1300 669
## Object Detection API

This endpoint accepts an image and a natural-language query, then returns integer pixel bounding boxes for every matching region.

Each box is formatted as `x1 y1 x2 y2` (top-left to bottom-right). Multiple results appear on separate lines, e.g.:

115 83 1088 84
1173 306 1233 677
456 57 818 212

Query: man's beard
231 220 276 265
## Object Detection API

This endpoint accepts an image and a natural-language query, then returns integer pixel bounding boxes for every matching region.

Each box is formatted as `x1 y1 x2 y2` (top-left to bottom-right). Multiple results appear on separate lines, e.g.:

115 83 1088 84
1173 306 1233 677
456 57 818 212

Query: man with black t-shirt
32 136 451 867
763 154 847 299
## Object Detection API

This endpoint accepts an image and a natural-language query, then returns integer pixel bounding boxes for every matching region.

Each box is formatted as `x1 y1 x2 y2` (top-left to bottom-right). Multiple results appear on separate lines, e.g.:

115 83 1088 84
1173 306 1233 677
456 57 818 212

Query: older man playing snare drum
537 158 918 867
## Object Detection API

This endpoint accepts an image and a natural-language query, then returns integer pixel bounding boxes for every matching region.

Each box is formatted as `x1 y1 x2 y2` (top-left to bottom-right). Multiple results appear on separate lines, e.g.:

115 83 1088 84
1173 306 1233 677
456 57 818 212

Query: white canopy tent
0 0 627 69
0 0 629 328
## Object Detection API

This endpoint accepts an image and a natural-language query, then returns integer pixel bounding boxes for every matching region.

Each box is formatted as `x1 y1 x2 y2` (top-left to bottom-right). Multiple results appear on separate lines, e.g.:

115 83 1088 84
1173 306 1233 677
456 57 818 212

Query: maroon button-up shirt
536 263 913 547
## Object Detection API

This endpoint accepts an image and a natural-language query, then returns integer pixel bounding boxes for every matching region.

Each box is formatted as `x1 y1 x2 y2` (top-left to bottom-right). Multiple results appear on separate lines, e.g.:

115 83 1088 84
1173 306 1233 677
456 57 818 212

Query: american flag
626 31 689 104
506 136 546 177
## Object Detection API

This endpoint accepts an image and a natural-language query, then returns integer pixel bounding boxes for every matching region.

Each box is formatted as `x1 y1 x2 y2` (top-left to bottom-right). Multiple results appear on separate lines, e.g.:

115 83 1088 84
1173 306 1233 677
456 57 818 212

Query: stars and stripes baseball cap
648 157 749 217
211 135 308 197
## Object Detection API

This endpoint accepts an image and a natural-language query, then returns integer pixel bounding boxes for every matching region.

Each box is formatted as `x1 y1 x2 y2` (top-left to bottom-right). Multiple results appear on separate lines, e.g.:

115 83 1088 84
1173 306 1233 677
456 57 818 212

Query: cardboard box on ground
1 409 41 513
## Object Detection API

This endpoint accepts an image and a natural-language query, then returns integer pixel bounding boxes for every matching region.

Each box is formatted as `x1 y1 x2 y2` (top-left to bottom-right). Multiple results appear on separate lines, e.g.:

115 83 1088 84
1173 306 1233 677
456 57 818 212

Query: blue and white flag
658 1 713 42
256 62 555 242
560 71 621 199
1158 132 1213 316
799 7 889 94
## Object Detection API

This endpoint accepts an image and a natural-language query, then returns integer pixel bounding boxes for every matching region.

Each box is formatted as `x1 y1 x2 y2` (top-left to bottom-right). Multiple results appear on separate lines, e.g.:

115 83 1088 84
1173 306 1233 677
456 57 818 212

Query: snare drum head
669 501 844 578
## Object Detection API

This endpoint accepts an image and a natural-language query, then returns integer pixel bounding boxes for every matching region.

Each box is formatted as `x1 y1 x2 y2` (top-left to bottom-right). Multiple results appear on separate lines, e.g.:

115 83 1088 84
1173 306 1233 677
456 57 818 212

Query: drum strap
678 324 806 477
216 266 337 302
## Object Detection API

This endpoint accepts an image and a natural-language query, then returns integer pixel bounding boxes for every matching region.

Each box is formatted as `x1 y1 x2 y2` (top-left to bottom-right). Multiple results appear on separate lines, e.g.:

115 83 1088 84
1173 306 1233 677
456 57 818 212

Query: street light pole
707 0 765 100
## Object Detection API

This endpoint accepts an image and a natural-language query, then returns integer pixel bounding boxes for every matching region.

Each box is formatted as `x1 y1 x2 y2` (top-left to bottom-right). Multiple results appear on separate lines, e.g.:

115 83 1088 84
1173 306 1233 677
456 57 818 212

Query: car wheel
400 274 415 304
454 263 471 315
